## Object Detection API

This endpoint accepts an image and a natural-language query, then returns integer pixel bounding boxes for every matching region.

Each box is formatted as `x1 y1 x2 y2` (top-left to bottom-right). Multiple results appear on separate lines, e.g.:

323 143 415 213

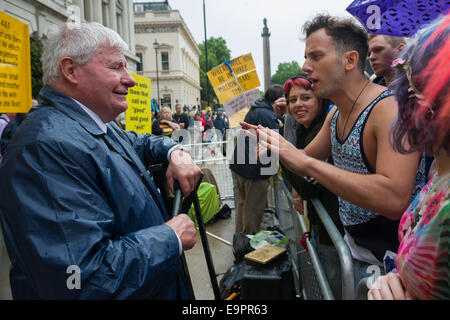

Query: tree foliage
198 37 231 108
271 61 303 86
30 38 43 99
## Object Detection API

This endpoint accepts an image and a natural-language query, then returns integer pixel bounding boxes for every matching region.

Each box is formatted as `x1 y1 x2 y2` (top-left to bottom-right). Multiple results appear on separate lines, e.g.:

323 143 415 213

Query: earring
428 103 435 118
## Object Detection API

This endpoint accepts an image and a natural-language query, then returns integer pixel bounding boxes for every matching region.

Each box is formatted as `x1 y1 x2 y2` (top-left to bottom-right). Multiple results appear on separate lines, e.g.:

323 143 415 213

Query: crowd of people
150 103 230 139
0 10 448 301
240 13 449 300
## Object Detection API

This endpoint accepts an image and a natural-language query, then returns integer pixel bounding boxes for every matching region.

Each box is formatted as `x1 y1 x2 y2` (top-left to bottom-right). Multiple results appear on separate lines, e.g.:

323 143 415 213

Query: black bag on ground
232 232 253 263
219 260 246 300
241 255 296 300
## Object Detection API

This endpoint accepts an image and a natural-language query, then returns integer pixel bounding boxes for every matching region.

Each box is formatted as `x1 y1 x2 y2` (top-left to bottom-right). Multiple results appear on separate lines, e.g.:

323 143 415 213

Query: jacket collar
38 85 105 137
251 98 273 111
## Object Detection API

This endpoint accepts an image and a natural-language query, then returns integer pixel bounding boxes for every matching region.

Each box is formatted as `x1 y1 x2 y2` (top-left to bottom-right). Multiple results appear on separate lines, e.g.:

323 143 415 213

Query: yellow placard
207 53 257 88
0 12 32 113
228 106 249 128
207 64 234 88
213 70 260 104
237 70 260 92
126 73 152 134
230 53 256 76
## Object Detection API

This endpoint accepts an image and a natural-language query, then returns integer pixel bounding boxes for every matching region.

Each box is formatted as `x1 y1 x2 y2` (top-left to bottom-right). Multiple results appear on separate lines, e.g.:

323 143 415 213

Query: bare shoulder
366 87 398 130
326 105 338 120
322 105 338 128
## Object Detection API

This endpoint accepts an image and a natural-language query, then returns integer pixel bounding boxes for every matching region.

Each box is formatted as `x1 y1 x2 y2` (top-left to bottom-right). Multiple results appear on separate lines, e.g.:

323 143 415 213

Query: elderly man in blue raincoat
0 22 201 299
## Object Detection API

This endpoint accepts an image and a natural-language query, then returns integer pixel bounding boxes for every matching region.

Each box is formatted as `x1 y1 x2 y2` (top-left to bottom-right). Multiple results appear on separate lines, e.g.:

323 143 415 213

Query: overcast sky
150 0 355 84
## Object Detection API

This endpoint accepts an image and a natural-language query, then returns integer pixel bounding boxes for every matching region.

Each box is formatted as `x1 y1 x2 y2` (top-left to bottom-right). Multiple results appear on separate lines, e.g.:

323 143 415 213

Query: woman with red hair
281 73 344 298
368 13 450 300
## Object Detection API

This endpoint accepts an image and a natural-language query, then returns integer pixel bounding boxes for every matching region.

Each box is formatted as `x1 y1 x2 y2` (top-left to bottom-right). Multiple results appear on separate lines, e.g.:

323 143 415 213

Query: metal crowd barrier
177 127 357 300
178 127 238 207
271 175 356 300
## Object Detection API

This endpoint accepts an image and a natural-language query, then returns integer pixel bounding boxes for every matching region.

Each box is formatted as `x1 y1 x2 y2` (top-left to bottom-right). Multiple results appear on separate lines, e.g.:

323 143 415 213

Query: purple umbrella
346 0 450 37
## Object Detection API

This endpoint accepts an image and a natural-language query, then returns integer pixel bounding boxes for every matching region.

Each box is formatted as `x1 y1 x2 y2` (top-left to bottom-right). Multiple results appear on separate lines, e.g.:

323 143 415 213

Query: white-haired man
0 22 201 299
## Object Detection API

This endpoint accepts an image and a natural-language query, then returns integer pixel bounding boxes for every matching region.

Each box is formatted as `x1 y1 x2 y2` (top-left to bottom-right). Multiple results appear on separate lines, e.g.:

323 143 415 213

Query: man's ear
343 50 360 72
59 57 79 85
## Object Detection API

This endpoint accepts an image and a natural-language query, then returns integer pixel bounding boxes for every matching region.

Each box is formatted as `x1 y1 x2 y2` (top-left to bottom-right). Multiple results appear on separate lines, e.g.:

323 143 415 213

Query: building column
108 0 117 30
126 0 135 53
91 0 102 24
120 0 131 47
261 18 271 92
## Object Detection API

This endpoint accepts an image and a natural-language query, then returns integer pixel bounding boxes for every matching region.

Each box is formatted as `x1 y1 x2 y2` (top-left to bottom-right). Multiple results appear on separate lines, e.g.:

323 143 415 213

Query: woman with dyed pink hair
368 13 449 300
280 73 345 298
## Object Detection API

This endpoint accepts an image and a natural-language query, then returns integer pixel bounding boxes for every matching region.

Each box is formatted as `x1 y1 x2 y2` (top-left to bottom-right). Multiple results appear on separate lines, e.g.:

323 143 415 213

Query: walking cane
172 182 196 300
178 174 222 300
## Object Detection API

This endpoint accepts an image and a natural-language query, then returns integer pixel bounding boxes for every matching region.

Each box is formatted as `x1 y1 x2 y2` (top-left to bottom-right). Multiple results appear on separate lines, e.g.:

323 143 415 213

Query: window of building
161 52 169 71
162 94 171 107
134 4 144 13
136 52 143 72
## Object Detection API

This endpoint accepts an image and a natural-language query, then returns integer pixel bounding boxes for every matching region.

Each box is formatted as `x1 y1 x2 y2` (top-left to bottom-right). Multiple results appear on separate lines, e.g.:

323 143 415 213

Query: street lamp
153 39 160 106
203 0 209 107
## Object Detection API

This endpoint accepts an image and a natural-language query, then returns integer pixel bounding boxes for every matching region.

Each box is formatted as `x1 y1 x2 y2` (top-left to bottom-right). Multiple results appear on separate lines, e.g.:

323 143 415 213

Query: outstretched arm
241 100 421 219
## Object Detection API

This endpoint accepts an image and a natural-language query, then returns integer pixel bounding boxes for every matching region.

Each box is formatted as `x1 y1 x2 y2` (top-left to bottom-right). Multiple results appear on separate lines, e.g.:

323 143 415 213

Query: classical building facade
134 1 201 109
0 0 139 73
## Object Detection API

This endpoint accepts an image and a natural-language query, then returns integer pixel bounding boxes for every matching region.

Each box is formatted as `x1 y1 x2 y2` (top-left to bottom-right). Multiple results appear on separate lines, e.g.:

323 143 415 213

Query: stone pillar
109 0 117 30
126 0 135 53
261 18 271 92
91 0 102 24
120 0 131 46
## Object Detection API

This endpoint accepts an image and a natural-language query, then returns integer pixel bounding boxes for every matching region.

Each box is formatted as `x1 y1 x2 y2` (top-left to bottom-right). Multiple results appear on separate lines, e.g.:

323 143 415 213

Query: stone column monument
261 18 271 92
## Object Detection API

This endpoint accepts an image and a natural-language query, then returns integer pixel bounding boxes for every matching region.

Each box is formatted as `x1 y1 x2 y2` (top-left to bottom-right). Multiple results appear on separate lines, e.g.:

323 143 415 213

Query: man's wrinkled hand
165 214 197 251
166 148 201 197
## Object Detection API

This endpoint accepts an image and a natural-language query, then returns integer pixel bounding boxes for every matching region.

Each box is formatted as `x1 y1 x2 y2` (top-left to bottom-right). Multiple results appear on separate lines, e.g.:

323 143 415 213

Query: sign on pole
0 12 32 113
207 53 261 127
125 73 152 134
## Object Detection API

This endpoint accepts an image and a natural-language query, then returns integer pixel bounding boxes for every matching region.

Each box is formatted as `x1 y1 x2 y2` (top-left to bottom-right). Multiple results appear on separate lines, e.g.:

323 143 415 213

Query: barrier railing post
275 176 356 300
274 176 334 300
310 198 355 300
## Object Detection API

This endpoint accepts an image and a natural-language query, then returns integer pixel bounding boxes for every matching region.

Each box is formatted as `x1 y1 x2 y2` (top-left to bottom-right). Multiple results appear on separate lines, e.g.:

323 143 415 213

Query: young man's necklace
339 80 370 141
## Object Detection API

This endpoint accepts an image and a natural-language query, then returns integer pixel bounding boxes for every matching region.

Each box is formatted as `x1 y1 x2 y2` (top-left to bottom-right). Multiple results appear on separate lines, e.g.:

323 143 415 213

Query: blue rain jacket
0 85 189 299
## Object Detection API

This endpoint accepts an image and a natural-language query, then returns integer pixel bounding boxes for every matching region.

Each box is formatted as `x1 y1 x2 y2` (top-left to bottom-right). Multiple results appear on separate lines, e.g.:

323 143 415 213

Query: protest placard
125 73 152 134
207 53 256 88
207 53 261 127
0 12 32 113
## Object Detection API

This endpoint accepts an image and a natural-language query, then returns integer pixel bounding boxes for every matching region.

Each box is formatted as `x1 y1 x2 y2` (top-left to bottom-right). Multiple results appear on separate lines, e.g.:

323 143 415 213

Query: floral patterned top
395 172 450 300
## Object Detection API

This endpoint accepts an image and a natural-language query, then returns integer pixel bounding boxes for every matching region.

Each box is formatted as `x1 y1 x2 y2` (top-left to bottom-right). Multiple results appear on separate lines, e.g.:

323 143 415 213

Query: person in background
192 112 206 159
368 34 435 195
173 104 189 130
368 14 449 300
229 84 284 235
152 106 180 138
368 34 407 86
0 113 14 136
213 110 227 135
0 113 14 164
0 22 201 300
204 108 213 131
0 99 37 164
188 110 196 128
213 110 229 157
